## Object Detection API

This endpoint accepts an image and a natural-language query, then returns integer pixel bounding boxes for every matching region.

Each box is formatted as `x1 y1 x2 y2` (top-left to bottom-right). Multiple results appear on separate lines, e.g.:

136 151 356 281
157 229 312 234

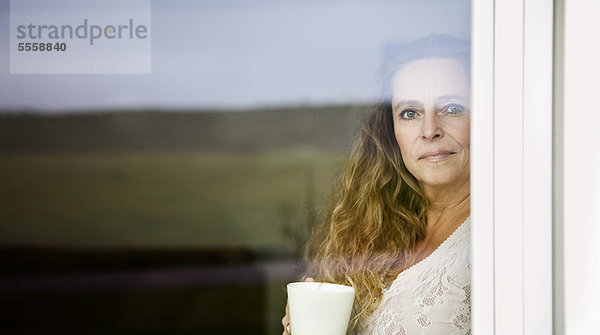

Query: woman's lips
419 150 456 162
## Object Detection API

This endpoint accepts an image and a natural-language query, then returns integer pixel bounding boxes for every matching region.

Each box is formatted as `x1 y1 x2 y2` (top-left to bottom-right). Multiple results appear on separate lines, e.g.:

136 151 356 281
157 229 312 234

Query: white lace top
362 217 471 335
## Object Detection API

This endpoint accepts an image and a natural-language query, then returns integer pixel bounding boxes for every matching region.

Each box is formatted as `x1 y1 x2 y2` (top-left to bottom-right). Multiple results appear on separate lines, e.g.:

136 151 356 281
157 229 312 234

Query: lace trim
385 216 471 292
364 217 472 335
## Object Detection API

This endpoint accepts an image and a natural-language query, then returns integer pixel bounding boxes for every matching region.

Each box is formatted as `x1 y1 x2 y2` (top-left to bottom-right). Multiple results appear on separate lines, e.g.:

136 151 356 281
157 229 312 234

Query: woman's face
392 57 470 189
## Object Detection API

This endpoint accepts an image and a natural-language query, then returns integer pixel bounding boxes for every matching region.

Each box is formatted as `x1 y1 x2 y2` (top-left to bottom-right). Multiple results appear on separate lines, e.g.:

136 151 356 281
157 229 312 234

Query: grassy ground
1 150 345 335
0 150 344 252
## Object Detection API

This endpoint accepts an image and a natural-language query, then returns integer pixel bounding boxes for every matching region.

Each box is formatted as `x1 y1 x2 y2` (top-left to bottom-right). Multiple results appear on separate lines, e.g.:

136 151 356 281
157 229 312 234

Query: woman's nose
421 113 443 139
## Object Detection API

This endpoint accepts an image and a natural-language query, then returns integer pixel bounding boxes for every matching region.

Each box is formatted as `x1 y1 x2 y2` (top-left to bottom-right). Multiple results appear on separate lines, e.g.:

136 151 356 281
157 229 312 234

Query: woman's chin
417 171 468 188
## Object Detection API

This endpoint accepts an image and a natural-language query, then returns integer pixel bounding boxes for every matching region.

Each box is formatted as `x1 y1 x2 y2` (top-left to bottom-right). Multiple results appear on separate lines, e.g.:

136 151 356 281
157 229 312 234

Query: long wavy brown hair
304 102 429 333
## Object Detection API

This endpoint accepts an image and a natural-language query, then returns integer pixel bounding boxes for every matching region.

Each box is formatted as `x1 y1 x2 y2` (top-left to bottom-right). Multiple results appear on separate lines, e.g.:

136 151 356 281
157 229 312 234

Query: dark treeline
0 105 369 154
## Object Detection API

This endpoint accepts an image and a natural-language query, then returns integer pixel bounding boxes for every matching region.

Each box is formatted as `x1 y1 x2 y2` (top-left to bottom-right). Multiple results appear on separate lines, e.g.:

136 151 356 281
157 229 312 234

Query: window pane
0 1 471 334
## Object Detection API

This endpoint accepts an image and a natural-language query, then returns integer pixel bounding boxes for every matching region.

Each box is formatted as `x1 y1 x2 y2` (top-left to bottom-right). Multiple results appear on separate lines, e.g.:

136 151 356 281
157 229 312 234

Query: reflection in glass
0 1 470 334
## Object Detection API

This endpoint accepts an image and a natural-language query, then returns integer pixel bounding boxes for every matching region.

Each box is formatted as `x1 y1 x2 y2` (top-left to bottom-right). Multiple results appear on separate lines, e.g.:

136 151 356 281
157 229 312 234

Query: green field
0 150 344 254
0 109 359 334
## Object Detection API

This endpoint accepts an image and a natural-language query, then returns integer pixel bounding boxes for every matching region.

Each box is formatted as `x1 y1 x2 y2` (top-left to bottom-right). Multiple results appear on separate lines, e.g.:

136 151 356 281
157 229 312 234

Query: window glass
0 1 471 334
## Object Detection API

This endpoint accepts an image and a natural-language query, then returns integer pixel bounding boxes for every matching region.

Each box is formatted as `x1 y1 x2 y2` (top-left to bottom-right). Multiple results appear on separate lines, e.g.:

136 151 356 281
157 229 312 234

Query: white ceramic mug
287 281 355 335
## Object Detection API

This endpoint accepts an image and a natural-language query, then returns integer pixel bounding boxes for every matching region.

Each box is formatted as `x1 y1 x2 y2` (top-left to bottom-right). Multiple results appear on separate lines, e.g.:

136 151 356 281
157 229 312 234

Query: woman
283 34 471 335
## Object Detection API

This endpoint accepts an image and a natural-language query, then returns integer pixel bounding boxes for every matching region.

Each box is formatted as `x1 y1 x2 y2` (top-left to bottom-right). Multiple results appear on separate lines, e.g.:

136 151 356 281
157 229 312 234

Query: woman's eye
400 109 418 120
445 104 465 115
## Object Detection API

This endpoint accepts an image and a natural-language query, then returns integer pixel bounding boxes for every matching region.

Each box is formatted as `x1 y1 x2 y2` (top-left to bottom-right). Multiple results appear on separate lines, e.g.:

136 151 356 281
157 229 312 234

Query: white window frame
471 0 554 334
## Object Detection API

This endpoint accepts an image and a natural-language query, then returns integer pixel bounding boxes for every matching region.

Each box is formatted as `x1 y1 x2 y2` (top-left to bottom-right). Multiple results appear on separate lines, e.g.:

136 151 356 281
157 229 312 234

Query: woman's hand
281 277 314 335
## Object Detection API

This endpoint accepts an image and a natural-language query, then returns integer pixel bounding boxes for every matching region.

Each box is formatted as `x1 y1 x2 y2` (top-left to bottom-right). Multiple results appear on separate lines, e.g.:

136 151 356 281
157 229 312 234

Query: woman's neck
425 196 470 240
418 180 471 252
422 177 470 208
388 184 470 283
427 192 470 226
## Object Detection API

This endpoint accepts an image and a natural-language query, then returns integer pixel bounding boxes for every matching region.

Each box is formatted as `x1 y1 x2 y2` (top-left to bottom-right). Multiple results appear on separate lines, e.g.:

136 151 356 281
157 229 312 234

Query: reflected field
0 150 343 253
0 107 359 335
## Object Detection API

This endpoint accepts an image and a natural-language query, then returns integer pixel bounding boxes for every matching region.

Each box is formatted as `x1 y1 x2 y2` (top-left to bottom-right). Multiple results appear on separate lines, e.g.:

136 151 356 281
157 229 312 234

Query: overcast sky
0 0 470 113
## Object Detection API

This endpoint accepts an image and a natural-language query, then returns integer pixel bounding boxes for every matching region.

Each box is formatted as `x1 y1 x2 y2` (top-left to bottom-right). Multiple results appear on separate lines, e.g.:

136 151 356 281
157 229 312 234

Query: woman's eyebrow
436 94 466 103
394 100 423 109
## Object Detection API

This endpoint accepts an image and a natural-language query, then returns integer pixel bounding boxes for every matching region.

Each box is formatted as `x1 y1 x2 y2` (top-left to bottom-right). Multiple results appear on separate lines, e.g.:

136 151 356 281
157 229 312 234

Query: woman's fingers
305 277 315 282
282 302 290 334
281 304 289 324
